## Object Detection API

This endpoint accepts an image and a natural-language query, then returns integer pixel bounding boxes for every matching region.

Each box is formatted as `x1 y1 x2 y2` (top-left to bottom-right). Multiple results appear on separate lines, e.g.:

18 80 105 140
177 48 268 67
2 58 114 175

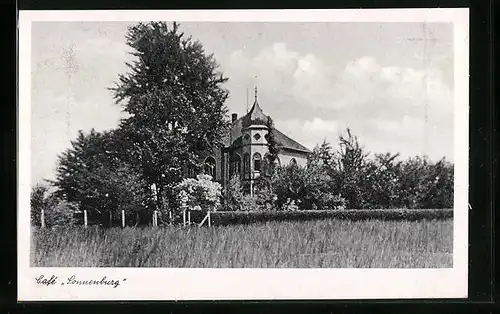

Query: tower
241 87 270 194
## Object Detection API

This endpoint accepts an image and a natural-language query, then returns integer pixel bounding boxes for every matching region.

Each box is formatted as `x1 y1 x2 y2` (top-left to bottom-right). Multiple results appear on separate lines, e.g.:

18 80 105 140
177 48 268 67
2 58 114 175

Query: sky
31 21 454 185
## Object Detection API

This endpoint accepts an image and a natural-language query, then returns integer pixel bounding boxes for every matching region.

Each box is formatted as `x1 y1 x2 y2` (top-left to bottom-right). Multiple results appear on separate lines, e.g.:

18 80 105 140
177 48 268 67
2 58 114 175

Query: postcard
18 8 469 301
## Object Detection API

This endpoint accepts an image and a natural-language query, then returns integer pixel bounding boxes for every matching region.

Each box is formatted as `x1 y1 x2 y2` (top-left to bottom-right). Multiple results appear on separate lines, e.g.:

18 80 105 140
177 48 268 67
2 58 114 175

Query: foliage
174 174 222 216
272 162 347 211
30 184 79 228
53 129 149 226
265 117 280 164
47 199 80 227
110 21 230 209
306 128 454 210
223 174 245 211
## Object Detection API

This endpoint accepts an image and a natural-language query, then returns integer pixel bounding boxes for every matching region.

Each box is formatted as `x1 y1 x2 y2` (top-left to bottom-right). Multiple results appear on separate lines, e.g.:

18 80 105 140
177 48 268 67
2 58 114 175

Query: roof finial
254 86 258 102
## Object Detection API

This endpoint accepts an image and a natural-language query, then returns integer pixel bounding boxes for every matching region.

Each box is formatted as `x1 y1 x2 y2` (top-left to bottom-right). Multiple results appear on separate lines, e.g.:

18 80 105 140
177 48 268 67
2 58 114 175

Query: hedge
205 209 453 226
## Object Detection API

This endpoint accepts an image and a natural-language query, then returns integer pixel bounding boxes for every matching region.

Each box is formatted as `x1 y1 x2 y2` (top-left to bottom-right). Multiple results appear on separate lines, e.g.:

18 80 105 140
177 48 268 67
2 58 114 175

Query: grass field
31 218 453 268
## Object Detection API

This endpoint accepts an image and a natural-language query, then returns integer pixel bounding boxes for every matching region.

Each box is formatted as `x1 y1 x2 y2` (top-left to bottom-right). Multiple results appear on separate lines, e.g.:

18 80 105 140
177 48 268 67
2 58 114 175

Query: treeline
224 128 454 212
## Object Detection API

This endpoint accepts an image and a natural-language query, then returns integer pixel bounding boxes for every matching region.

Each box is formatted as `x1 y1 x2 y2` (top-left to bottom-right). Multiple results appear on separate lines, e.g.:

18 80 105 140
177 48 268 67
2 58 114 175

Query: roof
272 128 311 153
228 125 311 154
242 99 269 128
227 89 311 154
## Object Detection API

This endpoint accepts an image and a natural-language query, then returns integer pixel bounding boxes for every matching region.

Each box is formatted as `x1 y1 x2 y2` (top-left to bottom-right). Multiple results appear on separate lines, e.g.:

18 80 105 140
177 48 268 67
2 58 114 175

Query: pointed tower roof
242 86 269 128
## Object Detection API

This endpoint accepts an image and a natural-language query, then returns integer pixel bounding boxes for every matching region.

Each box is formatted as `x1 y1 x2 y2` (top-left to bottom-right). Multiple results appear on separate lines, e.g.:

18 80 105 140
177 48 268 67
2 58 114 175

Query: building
194 87 311 194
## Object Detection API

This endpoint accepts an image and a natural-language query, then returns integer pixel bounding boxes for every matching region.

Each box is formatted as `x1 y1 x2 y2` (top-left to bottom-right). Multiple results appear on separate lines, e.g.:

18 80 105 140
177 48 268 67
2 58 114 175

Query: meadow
31 218 453 268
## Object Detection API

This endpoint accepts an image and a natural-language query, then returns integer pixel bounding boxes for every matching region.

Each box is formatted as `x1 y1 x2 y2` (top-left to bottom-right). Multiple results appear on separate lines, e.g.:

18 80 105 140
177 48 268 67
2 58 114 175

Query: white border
18 9 469 301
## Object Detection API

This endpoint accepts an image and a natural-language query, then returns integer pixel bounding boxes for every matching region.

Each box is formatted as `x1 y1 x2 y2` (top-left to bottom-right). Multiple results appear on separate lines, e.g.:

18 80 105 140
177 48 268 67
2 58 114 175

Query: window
254 133 261 141
187 165 196 178
204 157 216 179
253 153 262 172
230 154 241 176
243 153 250 174
289 158 297 166
244 134 251 141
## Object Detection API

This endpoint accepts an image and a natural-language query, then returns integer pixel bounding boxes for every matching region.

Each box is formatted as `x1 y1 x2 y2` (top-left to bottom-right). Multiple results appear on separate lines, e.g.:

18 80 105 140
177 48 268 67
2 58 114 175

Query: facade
194 88 311 193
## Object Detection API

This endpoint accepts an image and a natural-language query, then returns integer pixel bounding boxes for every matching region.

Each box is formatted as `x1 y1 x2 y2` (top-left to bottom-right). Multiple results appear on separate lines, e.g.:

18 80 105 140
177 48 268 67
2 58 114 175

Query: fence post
183 209 186 226
121 210 125 228
83 209 88 228
188 210 191 225
40 208 45 228
208 211 211 227
153 210 158 227
169 211 173 225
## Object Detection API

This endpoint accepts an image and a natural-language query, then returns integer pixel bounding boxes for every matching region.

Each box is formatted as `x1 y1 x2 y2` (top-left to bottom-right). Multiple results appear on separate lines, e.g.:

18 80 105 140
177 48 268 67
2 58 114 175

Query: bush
174 174 222 214
46 199 80 227
31 184 80 228
272 163 347 211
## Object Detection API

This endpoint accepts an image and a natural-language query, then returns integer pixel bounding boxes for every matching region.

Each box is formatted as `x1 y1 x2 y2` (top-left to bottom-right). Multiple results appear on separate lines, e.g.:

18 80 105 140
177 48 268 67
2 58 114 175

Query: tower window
254 133 261 141
253 153 262 172
243 153 250 174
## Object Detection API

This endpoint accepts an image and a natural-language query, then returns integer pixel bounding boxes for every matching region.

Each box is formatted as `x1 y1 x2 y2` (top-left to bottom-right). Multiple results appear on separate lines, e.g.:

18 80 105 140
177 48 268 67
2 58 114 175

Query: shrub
272 163 347 211
31 184 80 228
46 199 80 227
174 174 222 214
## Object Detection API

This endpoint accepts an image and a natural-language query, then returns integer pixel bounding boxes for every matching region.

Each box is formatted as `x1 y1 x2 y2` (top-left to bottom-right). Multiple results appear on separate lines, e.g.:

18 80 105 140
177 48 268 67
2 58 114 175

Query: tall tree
110 22 230 209
332 128 369 209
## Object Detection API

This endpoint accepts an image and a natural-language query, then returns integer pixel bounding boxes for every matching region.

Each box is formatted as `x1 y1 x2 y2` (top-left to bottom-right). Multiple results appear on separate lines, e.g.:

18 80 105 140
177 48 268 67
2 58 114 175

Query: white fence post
121 210 125 228
208 211 211 227
40 208 45 228
153 210 158 227
83 210 88 228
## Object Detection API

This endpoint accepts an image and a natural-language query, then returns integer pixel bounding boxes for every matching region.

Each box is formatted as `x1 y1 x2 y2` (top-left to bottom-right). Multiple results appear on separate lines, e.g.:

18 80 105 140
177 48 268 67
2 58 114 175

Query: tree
359 152 403 209
110 22 230 210
398 156 454 209
53 129 148 226
333 128 369 209
224 174 245 211
308 140 335 169
272 163 346 211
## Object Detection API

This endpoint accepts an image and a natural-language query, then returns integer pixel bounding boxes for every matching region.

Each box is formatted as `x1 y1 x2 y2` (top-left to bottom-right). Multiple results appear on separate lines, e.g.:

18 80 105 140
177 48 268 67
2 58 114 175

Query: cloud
226 44 452 118
225 43 453 161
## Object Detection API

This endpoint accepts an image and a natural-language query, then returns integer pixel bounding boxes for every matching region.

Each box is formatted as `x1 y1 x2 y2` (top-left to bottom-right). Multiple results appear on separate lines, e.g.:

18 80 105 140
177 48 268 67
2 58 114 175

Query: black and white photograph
18 9 469 300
